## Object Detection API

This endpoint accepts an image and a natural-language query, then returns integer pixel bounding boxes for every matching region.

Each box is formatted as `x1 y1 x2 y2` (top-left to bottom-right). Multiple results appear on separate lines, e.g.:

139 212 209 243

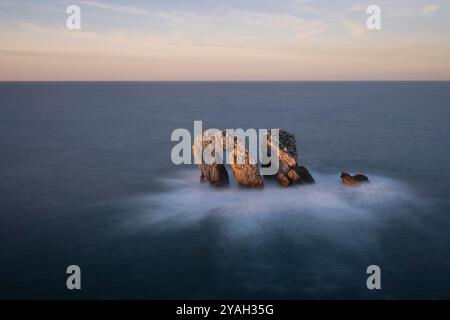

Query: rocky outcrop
192 130 229 187
192 128 314 189
267 129 315 187
340 172 369 186
193 130 263 188
229 151 264 188
297 166 315 184
198 163 229 187
226 132 264 188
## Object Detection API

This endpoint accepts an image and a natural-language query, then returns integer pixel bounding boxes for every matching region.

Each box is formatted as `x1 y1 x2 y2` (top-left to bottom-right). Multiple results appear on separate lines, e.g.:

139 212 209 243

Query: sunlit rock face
340 172 369 186
192 129 263 188
267 129 315 187
198 163 229 187
227 131 264 188
230 161 264 188
192 128 315 189
192 130 229 187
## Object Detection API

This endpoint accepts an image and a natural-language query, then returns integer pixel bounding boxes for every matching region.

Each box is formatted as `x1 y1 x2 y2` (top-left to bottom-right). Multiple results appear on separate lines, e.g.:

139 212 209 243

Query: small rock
341 172 369 186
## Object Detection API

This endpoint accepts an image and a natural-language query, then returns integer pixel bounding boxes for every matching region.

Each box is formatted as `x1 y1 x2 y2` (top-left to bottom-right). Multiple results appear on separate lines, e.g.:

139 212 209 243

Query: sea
0 81 449 299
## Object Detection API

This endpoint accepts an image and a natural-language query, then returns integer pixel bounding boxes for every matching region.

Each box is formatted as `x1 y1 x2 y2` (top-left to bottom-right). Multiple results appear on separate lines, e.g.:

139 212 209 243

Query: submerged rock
267 129 315 187
340 172 369 186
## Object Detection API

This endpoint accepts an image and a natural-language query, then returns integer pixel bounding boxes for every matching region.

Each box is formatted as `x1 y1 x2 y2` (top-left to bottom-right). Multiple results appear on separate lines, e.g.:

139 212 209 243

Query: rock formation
192 128 314 189
199 163 230 187
227 132 264 188
193 129 263 188
267 129 315 187
192 131 229 187
340 172 369 186
229 151 264 188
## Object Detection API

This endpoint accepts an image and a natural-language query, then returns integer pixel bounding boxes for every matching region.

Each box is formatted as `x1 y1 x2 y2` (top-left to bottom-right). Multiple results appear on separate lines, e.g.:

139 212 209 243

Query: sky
0 0 449 80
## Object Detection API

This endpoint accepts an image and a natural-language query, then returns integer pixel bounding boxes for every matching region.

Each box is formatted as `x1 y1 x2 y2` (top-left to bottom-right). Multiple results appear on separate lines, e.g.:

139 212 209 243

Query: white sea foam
127 170 418 242
113 168 423 295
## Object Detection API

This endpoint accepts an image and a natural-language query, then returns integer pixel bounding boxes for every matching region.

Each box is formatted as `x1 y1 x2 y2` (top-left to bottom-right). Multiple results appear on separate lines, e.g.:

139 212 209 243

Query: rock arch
192 129 263 188
192 129 314 188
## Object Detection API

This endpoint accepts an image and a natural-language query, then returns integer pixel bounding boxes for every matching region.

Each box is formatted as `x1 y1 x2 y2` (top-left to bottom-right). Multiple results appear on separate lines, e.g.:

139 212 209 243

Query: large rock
193 130 263 188
229 150 264 188
192 131 229 187
198 163 229 187
267 129 315 187
192 128 314 189
340 172 369 186
226 132 264 188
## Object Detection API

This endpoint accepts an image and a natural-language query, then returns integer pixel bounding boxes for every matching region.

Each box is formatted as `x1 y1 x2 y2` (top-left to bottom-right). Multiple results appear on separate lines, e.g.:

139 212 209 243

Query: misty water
1 82 450 298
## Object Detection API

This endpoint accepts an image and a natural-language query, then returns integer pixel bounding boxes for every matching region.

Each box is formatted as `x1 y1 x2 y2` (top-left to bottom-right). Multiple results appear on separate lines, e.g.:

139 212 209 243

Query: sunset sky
1 0 449 80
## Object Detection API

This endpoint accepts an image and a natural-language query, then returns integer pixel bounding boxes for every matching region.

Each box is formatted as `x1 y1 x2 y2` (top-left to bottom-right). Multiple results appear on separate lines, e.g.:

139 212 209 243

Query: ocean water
0 81 449 299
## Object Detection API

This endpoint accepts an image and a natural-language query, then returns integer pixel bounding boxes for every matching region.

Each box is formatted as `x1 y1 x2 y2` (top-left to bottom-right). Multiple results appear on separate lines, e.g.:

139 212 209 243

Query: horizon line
1 80 450 83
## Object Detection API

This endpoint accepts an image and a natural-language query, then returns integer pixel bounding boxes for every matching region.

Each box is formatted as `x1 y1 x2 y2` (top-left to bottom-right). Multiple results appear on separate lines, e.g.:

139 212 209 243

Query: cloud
421 4 439 15
3 1 450 80
78 0 152 16
12 20 252 54
226 9 326 40
340 19 367 37
295 25 325 39
386 3 440 19
16 21 111 41
76 2 327 41
77 0 185 25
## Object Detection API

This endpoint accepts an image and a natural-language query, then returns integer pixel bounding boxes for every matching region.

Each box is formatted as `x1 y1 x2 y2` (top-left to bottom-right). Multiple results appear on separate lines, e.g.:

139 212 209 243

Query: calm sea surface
1 82 449 299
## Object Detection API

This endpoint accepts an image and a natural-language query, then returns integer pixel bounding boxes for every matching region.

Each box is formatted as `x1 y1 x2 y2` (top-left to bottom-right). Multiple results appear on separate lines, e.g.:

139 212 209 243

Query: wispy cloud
73 1 378 41
77 0 186 25
340 19 368 37
12 20 252 52
225 9 327 41
386 3 441 19
421 4 439 15
78 0 151 16
2 0 450 80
